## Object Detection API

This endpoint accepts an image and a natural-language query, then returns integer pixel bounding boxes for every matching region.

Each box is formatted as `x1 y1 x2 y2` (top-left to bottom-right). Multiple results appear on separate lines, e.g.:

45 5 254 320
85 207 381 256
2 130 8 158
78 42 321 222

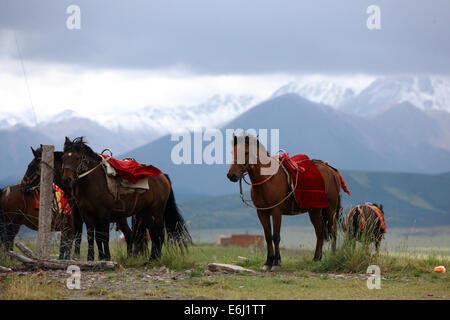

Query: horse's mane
232 133 269 156
30 146 63 162
54 151 64 162
64 137 101 161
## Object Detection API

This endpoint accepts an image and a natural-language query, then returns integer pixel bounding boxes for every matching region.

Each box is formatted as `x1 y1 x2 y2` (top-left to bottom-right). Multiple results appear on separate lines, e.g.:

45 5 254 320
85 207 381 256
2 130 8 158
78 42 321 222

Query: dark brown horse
343 203 386 252
61 137 191 262
227 134 349 271
21 146 134 260
0 148 74 259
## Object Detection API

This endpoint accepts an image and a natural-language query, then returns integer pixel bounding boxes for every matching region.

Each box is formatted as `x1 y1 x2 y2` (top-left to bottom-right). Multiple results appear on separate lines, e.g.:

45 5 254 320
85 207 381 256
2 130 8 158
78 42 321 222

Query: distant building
215 234 264 247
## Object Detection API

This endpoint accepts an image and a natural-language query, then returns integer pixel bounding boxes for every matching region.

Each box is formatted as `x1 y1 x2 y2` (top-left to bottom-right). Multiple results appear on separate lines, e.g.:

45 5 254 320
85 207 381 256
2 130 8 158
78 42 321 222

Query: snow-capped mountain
271 75 450 116
271 76 374 108
0 110 36 128
340 76 450 116
0 94 258 134
93 94 258 134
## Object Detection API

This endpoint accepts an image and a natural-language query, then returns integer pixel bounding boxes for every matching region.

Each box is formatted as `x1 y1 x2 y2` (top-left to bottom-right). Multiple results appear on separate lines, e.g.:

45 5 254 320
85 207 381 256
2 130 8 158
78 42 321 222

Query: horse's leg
375 232 382 253
145 207 165 262
72 209 83 259
257 210 274 271
5 223 20 252
132 217 147 256
271 209 283 271
95 226 105 261
58 220 72 260
117 217 132 256
74 231 82 259
308 209 325 261
58 231 66 260
148 221 164 261
325 208 337 253
102 223 111 261
87 225 95 261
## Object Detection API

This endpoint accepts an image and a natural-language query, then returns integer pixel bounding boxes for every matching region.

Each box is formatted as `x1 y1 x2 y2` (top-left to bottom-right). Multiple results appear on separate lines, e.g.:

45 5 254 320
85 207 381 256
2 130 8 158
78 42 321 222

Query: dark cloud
1 0 449 74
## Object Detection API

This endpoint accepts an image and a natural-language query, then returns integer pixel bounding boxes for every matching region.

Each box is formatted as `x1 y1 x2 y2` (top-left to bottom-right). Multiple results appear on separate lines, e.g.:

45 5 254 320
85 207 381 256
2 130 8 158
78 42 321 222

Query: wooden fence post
37 145 54 259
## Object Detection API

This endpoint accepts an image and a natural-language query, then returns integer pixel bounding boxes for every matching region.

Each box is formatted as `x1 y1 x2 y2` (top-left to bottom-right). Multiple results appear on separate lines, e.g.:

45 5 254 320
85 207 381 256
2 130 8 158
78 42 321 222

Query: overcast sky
0 0 449 118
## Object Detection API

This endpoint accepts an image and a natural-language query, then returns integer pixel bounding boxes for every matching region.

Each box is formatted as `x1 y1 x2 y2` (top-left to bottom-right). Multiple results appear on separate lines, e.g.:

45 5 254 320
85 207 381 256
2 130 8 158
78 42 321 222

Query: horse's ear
65 137 71 144
380 204 383 211
30 147 37 157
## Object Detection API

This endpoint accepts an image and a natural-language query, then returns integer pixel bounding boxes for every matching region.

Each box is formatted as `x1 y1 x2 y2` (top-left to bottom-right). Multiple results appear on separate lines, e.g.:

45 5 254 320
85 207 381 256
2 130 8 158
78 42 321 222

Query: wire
5 1 39 125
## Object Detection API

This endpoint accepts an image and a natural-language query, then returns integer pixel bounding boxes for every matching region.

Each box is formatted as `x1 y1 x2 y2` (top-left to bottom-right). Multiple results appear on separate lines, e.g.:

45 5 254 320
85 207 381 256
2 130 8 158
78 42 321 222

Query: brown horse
61 137 191 262
21 146 134 260
0 148 75 259
343 203 386 252
0 183 74 259
227 134 349 271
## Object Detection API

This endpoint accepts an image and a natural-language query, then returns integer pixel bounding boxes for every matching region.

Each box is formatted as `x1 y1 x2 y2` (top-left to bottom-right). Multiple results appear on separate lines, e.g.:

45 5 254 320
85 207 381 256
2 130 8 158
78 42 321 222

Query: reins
239 155 304 210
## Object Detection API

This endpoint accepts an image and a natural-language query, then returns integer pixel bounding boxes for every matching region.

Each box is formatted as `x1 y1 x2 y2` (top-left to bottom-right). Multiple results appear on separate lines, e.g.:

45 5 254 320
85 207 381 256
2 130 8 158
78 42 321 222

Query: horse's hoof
262 265 272 271
270 265 280 272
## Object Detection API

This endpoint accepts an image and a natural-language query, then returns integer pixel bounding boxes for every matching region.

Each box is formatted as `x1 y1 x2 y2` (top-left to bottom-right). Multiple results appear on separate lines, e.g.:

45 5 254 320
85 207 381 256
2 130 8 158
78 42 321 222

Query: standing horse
0 148 74 259
0 184 74 259
61 137 191 262
227 134 349 271
22 146 135 260
343 203 386 252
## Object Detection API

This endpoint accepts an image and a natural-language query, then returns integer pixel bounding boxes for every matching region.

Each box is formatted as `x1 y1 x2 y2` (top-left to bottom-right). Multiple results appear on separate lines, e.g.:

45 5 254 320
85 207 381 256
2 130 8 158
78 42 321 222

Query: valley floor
1 244 449 300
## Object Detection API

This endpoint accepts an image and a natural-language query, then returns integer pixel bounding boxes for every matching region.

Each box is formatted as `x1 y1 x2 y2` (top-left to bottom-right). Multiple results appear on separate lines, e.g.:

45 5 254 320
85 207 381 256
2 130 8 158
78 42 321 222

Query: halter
238 152 304 210
62 153 102 181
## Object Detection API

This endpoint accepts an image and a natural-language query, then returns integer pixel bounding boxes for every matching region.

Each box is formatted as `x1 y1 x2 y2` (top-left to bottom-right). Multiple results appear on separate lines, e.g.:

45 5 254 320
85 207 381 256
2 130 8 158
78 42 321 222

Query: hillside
177 171 450 229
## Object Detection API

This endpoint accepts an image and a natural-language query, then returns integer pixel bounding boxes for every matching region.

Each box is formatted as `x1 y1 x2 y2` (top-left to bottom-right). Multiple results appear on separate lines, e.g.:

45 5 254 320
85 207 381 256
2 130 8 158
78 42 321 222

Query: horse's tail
335 193 343 230
163 174 192 249
338 172 351 196
321 209 330 241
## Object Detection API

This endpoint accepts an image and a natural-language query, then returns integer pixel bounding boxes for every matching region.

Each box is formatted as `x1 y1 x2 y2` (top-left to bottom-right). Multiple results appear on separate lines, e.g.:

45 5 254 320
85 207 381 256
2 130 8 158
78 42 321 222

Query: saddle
101 157 150 212
102 159 150 200
278 153 329 209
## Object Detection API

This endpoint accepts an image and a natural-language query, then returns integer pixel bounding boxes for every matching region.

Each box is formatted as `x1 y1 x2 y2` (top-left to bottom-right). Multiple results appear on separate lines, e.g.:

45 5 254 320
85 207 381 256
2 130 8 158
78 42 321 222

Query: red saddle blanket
34 184 72 216
101 154 162 184
278 153 329 209
345 204 386 233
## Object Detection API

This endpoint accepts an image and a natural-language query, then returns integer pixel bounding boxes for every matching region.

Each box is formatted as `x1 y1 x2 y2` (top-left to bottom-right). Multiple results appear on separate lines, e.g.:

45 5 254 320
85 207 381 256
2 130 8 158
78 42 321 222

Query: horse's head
62 136 100 186
21 146 42 188
227 133 267 182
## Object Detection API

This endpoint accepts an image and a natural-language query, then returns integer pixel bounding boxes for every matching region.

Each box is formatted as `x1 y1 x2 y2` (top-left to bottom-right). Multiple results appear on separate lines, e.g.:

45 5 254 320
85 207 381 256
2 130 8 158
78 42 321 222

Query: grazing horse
227 134 349 271
21 147 134 260
61 137 191 262
343 203 386 252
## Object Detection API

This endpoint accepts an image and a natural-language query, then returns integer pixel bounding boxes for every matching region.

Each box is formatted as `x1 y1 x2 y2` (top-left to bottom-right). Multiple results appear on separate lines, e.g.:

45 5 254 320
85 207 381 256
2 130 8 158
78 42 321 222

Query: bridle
62 152 102 181
237 150 303 211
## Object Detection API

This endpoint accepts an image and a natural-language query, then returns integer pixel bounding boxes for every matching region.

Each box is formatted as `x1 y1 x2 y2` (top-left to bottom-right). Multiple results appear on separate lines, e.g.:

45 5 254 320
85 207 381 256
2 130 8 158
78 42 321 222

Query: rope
239 156 301 210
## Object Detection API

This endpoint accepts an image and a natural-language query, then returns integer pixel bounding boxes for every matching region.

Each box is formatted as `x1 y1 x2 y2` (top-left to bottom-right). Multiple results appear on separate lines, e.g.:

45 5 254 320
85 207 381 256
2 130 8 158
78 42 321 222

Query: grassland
1 232 449 300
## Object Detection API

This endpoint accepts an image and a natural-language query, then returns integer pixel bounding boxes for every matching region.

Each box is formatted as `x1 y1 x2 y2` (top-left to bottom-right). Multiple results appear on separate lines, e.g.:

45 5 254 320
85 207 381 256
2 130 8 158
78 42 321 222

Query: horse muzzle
227 172 240 182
